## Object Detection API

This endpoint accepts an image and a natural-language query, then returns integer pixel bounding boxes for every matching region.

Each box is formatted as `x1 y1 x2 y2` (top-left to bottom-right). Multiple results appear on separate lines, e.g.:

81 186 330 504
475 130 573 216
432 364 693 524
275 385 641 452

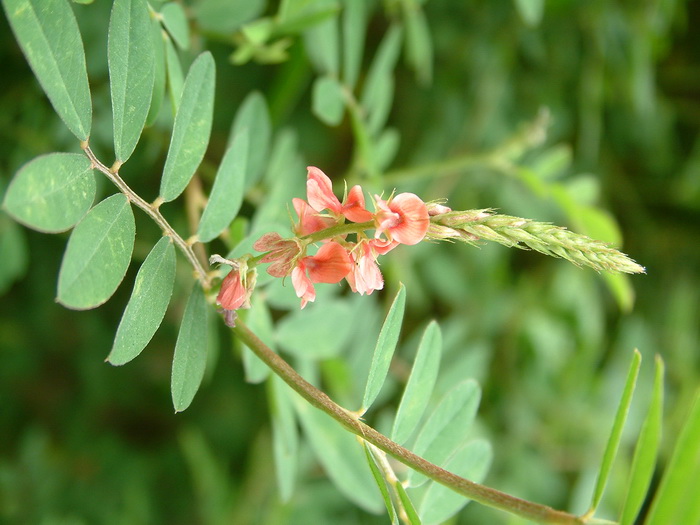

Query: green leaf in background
269 374 299 501
418 440 493 524
159 2 189 50
361 24 402 136
312 75 345 126
240 294 274 384
0 214 28 294
171 284 208 412
3 153 95 233
108 0 155 162
197 129 248 243
229 91 271 189
401 0 433 85
57 194 135 310
363 443 399 525
303 3 339 76
2 0 92 140
513 0 544 26
164 34 184 113
160 51 215 202
107 237 176 366
396 479 422 525
275 299 354 359
194 0 264 34
645 389 700 525
391 321 442 445
146 17 167 126
341 0 365 89
361 284 406 412
619 355 664 525
586 349 642 515
407 379 481 487
293 394 382 513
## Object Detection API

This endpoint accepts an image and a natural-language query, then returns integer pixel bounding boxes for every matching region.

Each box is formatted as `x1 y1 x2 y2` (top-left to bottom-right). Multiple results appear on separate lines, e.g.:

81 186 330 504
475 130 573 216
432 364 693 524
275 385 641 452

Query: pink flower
217 270 249 310
291 241 352 308
374 193 430 245
253 232 301 278
346 242 384 296
306 166 373 223
293 198 336 236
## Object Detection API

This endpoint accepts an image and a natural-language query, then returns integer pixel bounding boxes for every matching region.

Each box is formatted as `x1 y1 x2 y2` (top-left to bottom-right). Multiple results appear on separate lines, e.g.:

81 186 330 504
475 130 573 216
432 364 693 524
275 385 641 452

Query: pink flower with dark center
374 193 430 245
291 241 352 308
293 198 336 236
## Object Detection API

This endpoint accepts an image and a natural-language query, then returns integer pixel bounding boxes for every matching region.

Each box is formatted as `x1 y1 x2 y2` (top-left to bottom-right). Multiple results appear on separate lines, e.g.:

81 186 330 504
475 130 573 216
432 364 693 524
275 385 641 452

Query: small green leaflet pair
244 286 493 523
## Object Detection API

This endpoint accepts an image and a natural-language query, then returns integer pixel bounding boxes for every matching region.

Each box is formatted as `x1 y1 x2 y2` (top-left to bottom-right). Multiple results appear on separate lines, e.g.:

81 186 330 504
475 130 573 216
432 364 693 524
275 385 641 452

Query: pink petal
293 198 336 236
217 271 247 310
342 185 374 223
306 242 352 283
307 166 341 213
292 264 315 308
388 193 429 245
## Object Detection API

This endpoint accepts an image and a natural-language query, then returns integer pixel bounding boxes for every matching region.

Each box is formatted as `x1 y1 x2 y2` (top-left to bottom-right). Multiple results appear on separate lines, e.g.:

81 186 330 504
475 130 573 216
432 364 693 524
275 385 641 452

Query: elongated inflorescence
211 167 644 321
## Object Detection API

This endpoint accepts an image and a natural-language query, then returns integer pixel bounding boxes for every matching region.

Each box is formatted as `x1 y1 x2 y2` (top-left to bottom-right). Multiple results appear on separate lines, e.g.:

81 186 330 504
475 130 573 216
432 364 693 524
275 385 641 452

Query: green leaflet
361 284 406 412
57 194 135 310
418 439 493 524
146 16 167 126
197 129 248 243
108 0 154 162
229 91 271 189
363 443 399 525
391 321 442 445
587 349 641 514
2 0 92 140
164 34 184 113
3 153 95 233
401 0 432 85
407 379 481 488
293 393 383 513
303 3 339 76
194 0 264 34
171 284 208 412
341 0 365 89
159 2 189 50
160 51 215 202
269 374 298 502
108 237 176 366
619 355 664 525
312 75 345 126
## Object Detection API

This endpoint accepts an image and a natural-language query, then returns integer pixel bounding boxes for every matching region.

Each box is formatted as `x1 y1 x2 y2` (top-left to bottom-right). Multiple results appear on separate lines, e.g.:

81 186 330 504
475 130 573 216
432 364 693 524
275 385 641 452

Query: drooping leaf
587 349 642 514
269 374 298 502
363 443 399 525
164 34 184 113
3 153 95 233
160 51 215 202
407 379 481 488
229 91 271 188
341 0 366 89
645 389 700 525
107 237 176 366
293 393 383 513
361 284 406 412
418 440 493 524
391 321 442 445
146 17 167 126
57 194 135 310
619 355 664 525
312 75 345 126
197 129 248 243
171 284 208 412
160 2 189 50
2 0 92 140
108 0 155 162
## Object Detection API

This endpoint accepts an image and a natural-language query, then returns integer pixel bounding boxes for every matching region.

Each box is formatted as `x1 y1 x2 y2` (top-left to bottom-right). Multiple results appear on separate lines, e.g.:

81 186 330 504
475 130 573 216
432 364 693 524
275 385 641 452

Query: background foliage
1 0 699 523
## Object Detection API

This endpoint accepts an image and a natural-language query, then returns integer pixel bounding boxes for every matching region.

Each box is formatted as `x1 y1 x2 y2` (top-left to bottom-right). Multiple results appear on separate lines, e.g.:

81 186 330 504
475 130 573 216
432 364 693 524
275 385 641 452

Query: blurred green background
1 0 699 524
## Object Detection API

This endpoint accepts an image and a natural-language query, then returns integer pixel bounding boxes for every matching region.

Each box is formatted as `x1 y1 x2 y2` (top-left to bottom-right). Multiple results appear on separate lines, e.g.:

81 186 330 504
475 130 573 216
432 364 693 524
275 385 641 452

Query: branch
231 320 586 525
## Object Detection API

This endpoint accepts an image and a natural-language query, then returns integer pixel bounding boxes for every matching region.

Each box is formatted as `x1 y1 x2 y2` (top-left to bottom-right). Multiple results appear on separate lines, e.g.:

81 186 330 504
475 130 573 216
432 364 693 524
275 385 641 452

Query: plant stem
231 320 586 525
81 142 211 287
